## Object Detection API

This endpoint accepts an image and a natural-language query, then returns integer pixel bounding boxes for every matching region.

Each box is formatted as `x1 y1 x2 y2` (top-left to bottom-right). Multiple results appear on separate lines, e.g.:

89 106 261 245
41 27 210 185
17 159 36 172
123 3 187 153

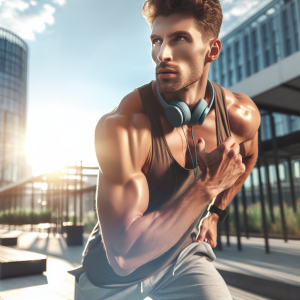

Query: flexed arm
95 100 245 276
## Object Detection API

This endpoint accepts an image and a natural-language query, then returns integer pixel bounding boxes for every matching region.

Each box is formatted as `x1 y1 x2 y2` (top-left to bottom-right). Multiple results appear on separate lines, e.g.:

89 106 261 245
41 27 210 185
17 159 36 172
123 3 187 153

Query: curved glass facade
0 27 28 186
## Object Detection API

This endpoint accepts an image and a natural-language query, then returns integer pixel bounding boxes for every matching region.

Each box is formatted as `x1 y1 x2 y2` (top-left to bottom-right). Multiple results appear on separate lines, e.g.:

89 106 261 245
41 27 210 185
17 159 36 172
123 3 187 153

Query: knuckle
218 143 226 153
227 149 234 158
235 154 242 163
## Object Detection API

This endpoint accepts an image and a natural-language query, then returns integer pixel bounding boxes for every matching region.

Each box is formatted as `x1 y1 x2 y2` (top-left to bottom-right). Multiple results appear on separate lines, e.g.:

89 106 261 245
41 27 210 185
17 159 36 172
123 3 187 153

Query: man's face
151 13 209 94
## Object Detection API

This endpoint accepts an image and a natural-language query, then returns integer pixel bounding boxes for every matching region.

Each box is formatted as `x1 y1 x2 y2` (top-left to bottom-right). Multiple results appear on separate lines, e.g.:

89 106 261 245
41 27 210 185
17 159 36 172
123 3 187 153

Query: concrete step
213 236 300 300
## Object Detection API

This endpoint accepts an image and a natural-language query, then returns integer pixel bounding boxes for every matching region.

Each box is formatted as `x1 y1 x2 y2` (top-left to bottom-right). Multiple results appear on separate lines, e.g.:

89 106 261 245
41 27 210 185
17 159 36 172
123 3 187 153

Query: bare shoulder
221 86 261 143
95 88 152 183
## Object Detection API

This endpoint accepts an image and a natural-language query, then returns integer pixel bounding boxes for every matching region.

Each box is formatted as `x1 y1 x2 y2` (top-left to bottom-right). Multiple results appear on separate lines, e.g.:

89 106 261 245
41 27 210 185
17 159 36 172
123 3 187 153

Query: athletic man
73 0 260 299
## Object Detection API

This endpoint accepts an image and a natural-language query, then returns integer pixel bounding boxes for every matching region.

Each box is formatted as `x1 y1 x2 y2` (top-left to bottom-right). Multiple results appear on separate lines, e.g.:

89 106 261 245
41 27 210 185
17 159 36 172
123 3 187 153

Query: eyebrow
150 30 192 40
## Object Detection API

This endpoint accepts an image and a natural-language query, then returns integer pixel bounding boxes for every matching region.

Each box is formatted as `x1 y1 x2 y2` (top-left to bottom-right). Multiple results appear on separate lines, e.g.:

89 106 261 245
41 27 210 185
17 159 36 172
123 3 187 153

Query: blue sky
0 0 272 175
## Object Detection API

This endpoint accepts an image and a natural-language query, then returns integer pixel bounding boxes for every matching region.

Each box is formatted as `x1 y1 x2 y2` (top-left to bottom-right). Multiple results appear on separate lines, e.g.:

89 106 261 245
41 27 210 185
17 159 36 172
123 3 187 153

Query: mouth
157 68 177 79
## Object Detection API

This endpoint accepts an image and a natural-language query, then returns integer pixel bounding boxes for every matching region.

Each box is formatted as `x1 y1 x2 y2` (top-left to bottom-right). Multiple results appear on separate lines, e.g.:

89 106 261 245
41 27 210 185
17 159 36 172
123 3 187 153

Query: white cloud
220 0 272 36
223 0 259 18
52 0 66 5
0 0 66 40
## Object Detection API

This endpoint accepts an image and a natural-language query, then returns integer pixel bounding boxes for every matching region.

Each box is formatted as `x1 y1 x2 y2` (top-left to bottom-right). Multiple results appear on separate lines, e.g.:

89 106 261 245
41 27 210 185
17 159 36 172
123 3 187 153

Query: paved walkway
0 230 298 299
214 236 300 287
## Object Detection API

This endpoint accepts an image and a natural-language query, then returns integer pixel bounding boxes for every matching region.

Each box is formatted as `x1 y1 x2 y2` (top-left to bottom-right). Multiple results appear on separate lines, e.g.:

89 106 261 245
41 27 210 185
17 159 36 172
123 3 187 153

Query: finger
208 137 237 165
196 138 207 173
197 232 206 243
230 143 240 155
197 225 208 242
226 143 241 162
234 154 246 174
222 136 236 149
209 240 217 248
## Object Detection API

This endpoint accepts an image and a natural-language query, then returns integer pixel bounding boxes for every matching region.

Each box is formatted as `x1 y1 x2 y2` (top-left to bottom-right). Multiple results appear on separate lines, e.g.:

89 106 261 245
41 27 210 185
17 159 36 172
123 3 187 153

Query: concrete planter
63 222 84 246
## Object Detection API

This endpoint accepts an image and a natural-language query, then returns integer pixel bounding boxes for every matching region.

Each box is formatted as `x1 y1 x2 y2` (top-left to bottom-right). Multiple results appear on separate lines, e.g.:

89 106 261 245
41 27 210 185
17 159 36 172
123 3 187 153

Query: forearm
109 179 213 275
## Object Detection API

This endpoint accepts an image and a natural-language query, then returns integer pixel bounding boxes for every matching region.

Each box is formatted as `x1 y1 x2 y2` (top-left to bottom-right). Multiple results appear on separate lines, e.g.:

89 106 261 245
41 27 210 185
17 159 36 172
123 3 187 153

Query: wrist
210 212 220 223
208 205 229 223
197 177 218 201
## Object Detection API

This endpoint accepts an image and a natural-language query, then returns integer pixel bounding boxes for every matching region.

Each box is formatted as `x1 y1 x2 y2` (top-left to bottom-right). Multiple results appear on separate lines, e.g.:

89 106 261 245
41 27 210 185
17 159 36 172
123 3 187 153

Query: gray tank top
82 81 231 288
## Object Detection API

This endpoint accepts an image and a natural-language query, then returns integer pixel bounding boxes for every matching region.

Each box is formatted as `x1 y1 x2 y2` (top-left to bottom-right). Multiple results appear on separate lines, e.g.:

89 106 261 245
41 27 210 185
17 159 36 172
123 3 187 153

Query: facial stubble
156 54 206 95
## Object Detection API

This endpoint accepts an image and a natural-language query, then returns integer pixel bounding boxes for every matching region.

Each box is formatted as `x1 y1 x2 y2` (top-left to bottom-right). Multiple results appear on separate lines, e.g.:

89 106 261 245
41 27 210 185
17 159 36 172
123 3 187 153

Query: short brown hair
142 0 223 42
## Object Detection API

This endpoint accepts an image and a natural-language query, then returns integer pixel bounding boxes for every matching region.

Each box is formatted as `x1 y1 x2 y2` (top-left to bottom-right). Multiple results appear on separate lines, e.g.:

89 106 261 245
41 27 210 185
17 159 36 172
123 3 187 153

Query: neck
162 66 210 111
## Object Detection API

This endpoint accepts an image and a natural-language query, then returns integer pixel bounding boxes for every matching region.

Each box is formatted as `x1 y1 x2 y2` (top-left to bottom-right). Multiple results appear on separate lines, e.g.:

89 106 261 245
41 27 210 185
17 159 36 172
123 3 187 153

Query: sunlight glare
26 105 101 176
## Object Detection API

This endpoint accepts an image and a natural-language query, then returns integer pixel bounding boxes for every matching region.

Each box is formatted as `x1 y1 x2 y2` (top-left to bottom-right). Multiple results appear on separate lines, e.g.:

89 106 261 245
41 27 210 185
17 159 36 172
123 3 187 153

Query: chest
160 110 241 169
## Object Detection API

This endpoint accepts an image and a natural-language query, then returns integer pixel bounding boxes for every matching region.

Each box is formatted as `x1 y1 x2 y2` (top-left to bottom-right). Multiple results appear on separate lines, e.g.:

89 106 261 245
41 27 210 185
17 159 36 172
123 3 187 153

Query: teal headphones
155 79 215 127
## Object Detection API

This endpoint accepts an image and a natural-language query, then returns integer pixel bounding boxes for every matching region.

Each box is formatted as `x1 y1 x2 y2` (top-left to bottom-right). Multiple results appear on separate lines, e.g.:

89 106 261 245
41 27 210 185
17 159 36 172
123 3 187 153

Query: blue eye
176 36 186 41
152 39 161 44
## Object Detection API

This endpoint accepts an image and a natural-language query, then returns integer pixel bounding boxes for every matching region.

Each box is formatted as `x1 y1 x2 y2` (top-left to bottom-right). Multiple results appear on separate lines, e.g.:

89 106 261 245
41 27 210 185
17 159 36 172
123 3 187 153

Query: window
0 39 5 50
294 161 300 179
219 52 226 86
244 35 252 77
235 41 243 81
262 23 271 67
279 164 285 181
289 115 300 132
291 3 300 51
283 10 292 56
227 46 234 86
271 17 280 62
252 29 260 73
211 61 219 83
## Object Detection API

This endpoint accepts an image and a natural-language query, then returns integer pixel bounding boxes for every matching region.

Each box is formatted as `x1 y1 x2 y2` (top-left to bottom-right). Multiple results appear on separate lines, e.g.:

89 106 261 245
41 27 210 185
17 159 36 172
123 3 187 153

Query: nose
157 42 173 62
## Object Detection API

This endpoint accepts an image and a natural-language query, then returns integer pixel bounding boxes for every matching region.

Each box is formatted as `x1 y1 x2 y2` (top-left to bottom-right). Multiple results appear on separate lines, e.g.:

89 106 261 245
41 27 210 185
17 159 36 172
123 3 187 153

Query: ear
207 39 222 63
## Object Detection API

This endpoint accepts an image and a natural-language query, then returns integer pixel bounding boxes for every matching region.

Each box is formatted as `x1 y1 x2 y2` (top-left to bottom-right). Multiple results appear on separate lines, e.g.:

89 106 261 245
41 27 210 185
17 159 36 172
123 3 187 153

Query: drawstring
140 281 144 293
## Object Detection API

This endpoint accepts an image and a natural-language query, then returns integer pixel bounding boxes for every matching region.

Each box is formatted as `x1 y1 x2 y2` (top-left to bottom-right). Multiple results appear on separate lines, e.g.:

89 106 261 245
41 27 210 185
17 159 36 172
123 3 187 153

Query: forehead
152 13 203 39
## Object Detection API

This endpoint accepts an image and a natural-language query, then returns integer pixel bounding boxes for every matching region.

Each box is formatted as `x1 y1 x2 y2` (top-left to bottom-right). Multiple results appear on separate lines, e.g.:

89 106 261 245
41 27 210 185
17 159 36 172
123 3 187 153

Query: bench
0 246 47 279
37 223 56 234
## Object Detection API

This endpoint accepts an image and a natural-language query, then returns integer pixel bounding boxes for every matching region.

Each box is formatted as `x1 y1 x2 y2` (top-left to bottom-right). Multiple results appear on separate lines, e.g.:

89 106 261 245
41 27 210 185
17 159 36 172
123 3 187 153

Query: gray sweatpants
75 242 232 300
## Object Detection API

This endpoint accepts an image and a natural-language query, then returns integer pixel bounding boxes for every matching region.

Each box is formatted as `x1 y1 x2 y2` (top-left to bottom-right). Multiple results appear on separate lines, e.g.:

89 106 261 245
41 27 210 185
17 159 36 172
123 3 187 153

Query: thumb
197 228 207 242
196 138 205 152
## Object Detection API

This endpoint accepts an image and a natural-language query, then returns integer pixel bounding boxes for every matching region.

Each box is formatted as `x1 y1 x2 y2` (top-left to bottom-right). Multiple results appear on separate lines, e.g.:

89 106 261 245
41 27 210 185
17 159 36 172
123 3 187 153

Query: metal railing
0 162 98 234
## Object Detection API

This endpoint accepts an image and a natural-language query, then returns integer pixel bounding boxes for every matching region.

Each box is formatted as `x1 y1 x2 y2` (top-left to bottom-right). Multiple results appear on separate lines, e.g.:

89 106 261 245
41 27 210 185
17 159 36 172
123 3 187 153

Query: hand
197 137 245 198
197 213 219 248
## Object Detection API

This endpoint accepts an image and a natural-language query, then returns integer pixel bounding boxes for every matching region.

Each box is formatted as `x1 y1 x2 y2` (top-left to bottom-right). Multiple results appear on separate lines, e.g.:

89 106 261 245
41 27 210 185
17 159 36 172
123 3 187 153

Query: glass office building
0 27 28 187
210 0 300 88
209 0 300 141
209 0 300 220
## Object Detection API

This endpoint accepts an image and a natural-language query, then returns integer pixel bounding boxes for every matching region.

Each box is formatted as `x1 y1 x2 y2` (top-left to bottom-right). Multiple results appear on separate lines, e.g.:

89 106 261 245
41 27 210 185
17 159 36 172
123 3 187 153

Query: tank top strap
212 81 232 146
137 81 165 138
138 81 231 148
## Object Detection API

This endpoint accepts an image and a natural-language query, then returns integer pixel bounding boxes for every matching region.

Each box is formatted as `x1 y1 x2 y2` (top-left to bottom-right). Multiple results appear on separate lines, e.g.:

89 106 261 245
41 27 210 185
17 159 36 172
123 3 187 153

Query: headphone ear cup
171 100 191 126
199 107 210 125
190 99 207 125
165 100 191 127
